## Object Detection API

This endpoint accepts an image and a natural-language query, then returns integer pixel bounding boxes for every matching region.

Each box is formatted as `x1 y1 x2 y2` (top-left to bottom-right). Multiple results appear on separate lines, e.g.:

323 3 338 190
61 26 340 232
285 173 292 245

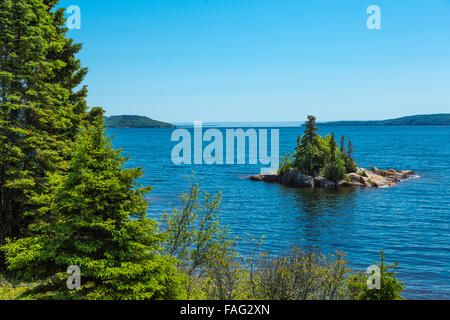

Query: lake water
108 125 450 300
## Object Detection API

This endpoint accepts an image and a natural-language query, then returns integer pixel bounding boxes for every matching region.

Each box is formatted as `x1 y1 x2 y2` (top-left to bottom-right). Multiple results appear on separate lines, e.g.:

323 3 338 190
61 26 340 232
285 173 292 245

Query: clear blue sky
58 0 450 123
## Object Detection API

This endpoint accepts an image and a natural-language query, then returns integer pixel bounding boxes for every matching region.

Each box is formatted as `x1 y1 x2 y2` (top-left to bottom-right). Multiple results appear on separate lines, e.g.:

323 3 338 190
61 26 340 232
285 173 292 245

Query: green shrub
294 137 328 175
278 153 294 175
343 155 358 173
161 181 241 300
323 160 347 182
345 251 404 300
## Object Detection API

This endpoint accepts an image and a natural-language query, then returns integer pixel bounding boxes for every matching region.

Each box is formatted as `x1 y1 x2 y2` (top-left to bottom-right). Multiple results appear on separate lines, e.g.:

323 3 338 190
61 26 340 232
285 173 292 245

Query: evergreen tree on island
283 116 358 182
300 115 319 147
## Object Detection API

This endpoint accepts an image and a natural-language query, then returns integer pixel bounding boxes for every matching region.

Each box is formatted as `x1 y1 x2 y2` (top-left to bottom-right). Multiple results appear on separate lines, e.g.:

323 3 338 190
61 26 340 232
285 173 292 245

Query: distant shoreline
177 114 450 127
106 113 450 128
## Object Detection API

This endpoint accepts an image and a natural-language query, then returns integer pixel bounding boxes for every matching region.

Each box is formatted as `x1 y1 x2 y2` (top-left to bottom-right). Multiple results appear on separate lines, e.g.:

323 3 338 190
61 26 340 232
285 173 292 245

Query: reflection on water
280 187 358 251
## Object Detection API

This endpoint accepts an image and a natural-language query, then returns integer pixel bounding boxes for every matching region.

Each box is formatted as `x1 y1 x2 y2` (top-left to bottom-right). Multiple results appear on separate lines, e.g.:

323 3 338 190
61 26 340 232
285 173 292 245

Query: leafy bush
323 159 347 182
292 117 358 177
161 180 241 300
0 275 30 300
294 136 328 175
251 248 350 300
278 153 294 174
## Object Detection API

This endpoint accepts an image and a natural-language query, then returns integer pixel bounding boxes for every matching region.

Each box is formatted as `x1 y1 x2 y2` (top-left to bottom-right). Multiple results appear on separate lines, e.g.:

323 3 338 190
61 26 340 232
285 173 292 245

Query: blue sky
58 0 450 123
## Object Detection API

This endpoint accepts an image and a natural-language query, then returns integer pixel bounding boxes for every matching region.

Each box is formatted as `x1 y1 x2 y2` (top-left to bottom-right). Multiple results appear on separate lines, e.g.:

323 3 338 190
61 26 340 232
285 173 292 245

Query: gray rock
292 173 314 188
247 174 263 182
337 180 366 188
348 173 365 184
279 168 299 186
246 167 417 189
260 170 278 183
314 176 335 188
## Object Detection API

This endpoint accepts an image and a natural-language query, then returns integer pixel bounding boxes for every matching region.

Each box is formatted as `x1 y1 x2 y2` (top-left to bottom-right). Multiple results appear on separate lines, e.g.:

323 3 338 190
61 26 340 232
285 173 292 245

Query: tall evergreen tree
0 0 87 250
1 116 186 299
329 132 337 163
300 115 318 147
294 115 327 175
347 139 354 158
340 136 346 153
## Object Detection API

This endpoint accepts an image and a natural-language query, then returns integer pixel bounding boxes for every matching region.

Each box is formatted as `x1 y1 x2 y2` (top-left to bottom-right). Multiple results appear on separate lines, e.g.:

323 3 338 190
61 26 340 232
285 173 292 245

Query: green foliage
251 248 350 300
161 180 241 299
278 153 294 174
299 115 318 147
345 250 405 300
0 0 87 255
294 136 329 175
323 159 347 183
104 115 175 128
293 116 358 179
0 275 31 300
340 136 346 153
1 119 186 300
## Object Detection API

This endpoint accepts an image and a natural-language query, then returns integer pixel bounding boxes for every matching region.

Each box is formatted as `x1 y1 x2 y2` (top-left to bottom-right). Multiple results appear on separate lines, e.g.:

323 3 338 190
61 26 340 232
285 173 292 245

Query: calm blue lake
108 125 450 300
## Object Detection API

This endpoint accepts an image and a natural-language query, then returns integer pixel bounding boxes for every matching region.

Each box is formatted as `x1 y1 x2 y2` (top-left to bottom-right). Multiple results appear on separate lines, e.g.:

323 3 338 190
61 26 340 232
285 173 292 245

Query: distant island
320 113 450 126
104 115 175 128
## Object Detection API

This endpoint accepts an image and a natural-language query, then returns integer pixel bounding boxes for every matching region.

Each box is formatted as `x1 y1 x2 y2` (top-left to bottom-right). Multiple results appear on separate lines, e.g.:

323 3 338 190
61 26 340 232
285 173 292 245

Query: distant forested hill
104 115 175 128
320 114 450 126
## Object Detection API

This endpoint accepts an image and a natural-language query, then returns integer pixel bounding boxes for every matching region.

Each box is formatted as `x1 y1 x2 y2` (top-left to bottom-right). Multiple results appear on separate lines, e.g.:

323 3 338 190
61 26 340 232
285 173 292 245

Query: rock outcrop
246 167 417 189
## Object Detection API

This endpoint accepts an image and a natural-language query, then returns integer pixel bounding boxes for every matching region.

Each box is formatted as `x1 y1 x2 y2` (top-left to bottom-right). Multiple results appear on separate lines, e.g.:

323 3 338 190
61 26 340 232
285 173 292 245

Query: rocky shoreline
246 167 418 189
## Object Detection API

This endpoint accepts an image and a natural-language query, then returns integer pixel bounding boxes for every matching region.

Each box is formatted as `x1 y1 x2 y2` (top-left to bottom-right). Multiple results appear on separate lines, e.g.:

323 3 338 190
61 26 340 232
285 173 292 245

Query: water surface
109 125 450 299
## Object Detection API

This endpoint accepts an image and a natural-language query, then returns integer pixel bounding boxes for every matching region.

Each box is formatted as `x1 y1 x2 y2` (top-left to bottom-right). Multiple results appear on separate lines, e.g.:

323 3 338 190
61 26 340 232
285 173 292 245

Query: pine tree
329 132 337 163
347 139 354 158
1 116 186 300
300 115 318 147
294 115 326 175
340 136 346 153
0 0 87 250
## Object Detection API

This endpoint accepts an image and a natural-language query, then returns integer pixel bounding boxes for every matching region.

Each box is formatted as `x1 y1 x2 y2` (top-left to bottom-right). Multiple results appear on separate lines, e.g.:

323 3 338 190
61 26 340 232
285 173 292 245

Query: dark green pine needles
0 0 87 248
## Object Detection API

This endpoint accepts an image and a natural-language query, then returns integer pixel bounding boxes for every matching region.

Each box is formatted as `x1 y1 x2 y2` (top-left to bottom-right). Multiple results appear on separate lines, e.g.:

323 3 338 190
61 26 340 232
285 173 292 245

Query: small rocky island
246 115 418 189
246 167 417 188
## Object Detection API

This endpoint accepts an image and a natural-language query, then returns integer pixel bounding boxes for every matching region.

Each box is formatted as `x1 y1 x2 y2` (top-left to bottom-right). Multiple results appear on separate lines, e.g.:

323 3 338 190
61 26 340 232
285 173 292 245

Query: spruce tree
294 115 326 175
1 116 186 299
329 133 337 163
0 0 87 249
300 115 318 147
347 139 354 158
340 136 346 153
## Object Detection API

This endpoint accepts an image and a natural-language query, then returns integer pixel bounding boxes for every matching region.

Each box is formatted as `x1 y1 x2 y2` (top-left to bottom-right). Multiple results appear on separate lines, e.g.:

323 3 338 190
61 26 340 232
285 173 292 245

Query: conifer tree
347 139 354 158
1 115 186 299
0 0 87 249
340 136 346 153
300 115 318 147
294 115 326 175
329 133 337 163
